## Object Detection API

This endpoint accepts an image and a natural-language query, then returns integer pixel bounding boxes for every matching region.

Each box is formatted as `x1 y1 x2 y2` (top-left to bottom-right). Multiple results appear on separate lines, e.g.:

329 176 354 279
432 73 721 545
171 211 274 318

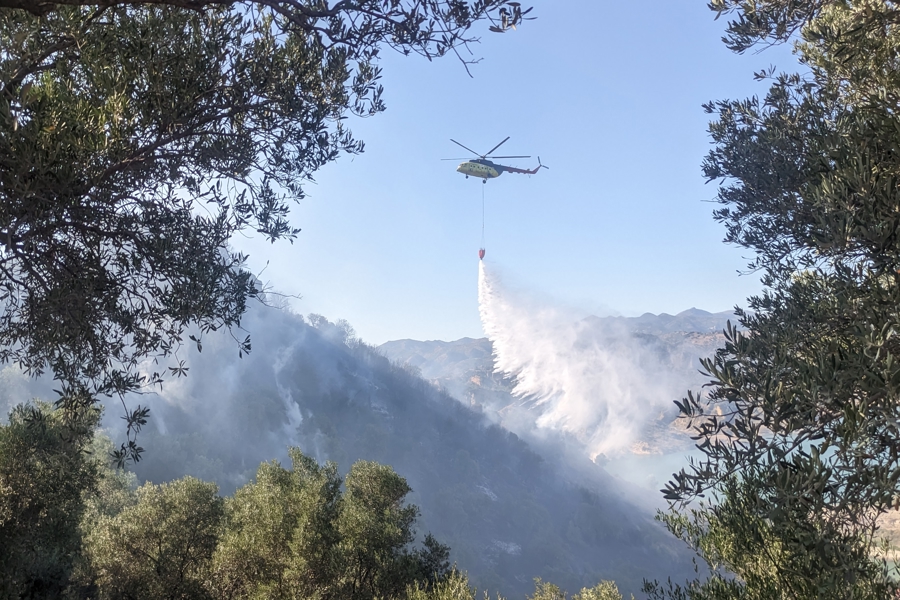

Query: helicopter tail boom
500 156 548 175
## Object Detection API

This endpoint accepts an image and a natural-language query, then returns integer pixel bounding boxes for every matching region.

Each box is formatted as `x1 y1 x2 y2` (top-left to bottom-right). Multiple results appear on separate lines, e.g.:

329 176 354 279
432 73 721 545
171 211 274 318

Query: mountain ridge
377 309 734 462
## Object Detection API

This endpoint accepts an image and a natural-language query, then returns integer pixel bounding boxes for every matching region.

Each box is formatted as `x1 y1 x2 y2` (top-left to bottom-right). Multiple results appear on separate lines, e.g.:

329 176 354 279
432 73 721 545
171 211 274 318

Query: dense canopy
656 1 900 598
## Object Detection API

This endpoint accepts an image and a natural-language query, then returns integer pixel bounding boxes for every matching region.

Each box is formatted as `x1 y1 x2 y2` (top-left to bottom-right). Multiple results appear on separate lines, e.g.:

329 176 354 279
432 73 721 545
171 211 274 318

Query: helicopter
444 137 547 182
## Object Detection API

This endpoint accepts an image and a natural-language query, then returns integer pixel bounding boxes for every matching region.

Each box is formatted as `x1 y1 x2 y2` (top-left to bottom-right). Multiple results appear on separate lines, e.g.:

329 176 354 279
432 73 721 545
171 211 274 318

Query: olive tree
212 448 449 600
0 0 531 461
0 402 99 599
83 477 223 600
655 1 900 598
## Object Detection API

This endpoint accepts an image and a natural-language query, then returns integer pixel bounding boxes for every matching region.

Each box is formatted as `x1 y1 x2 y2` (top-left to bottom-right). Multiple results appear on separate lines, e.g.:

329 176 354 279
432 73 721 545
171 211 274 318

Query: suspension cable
481 182 485 248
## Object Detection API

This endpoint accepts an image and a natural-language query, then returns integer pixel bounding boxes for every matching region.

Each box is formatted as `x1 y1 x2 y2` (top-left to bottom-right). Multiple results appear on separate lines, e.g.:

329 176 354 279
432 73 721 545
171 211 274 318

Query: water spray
477 261 677 458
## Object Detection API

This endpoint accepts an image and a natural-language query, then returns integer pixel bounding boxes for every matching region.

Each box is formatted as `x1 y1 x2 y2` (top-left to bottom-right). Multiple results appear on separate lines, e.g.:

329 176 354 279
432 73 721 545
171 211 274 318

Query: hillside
92 305 698 598
378 309 732 460
0 303 722 596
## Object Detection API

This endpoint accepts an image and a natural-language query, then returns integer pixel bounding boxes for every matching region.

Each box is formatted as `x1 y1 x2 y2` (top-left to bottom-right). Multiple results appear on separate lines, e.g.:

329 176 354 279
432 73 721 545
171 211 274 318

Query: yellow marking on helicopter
457 160 501 180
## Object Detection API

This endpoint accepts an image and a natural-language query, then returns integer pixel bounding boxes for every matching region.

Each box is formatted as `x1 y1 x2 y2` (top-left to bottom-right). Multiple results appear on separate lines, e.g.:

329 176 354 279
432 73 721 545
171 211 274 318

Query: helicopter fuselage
456 159 502 180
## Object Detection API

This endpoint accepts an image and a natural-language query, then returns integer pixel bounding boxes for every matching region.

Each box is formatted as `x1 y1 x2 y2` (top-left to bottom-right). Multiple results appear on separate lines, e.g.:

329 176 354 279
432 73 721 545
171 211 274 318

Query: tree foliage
708 0 828 53
526 579 627 600
212 448 345 599
210 448 450 600
0 0 530 461
84 477 223 600
0 402 99 599
658 0 900 597
571 581 629 600
405 569 493 600
0 404 635 599
339 459 436 599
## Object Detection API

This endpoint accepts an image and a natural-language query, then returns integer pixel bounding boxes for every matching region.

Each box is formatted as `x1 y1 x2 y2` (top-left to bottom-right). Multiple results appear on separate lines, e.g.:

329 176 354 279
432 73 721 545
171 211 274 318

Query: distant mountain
378 337 494 382
380 309 735 378
378 310 734 458
586 308 739 336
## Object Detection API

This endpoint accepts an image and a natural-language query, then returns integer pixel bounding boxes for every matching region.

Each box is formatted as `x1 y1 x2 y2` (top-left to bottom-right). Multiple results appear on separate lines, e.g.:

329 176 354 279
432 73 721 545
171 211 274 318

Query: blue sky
233 1 798 345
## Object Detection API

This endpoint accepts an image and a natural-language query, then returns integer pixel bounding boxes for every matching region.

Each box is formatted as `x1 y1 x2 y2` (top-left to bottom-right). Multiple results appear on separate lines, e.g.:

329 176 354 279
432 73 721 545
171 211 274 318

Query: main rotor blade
491 155 530 159
441 158 470 160
450 139 481 156
485 136 511 156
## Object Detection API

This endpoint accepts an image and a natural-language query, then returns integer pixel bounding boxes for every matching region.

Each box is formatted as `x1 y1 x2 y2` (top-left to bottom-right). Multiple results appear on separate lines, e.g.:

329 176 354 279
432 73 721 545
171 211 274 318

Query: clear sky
232 1 799 345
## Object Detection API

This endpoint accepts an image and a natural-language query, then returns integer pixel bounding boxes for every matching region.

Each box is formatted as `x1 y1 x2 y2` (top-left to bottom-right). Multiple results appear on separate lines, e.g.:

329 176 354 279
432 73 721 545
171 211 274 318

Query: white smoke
477 261 679 458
